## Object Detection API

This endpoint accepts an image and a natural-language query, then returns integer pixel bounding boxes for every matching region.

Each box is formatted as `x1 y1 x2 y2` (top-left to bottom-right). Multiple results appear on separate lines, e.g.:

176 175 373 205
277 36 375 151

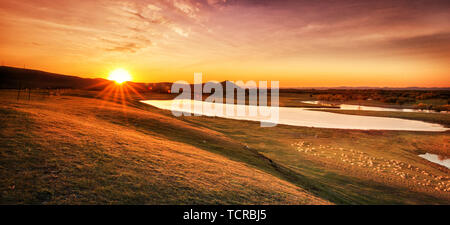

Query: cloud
106 42 140 53
173 0 199 18
102 36 152 53
385 32 450 58
147 4 162 11
171 26 189 37
1 0 449 86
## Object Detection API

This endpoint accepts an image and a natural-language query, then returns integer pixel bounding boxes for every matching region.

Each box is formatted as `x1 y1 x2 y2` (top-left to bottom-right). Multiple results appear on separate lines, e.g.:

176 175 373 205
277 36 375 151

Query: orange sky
0 0 449 87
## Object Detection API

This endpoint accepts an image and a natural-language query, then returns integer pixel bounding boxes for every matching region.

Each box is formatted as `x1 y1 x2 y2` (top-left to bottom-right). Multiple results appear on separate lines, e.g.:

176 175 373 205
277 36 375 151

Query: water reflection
301 101 437 113
419 153 450 169
142 100 448 132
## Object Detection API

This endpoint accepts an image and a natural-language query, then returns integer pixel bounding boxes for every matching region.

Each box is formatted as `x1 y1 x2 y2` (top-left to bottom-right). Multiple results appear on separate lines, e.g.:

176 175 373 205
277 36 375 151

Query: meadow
0 89 449 204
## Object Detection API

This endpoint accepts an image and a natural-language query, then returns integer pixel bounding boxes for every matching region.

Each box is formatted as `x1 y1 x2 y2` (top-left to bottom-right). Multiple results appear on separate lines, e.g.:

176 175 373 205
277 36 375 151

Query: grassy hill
0 66 112 90
0 90 328 204
1 89 449 204
0 67 449 204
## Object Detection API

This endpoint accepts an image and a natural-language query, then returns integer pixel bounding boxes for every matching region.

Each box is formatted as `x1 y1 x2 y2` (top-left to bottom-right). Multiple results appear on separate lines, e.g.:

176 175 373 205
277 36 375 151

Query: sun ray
94 68 148 115
108 68 132 84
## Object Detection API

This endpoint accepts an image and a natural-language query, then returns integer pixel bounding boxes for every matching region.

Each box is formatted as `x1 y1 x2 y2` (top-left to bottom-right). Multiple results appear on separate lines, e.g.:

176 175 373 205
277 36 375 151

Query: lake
419 153 450 169
141 99 448 132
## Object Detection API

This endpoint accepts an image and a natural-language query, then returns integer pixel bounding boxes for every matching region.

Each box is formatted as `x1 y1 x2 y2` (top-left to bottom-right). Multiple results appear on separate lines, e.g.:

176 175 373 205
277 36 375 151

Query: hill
0 66 175 92
0 66 112 90
0 90 328 204
1 87 449 204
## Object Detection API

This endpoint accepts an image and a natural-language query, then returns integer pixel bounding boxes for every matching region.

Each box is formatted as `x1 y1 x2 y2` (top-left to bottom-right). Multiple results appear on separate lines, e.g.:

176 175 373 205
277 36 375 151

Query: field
0 90 327 204
1 89 449 204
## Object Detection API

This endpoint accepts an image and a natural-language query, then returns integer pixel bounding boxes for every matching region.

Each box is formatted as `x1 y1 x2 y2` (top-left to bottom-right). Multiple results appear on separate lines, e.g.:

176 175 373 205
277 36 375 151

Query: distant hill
0 66 113 90
0 66 245 94
0 66 173 92
282 86 450 91
3 66 447 92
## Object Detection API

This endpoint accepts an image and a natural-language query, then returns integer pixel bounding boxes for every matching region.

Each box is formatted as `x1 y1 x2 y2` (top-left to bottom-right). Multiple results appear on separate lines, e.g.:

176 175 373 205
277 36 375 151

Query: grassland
176 109 450 204
1 89 449 204
0 90 327 204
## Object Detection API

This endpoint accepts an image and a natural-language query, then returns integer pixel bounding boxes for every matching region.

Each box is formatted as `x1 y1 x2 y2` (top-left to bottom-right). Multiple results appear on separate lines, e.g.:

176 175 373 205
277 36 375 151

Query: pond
141 100 448 132
419 153 450 169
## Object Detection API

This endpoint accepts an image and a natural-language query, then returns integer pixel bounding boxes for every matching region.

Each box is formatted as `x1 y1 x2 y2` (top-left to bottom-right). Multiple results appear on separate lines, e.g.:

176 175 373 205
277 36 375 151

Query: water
141 100 448 132
301 101 436 113
419 153 450 169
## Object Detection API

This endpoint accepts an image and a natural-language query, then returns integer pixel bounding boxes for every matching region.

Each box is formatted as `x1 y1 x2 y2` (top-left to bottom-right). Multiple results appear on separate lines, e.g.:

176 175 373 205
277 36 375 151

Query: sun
108 68 132 84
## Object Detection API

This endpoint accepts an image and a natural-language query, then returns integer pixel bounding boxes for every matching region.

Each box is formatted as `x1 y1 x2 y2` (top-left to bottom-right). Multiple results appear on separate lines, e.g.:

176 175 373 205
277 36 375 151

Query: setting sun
108 68 132 84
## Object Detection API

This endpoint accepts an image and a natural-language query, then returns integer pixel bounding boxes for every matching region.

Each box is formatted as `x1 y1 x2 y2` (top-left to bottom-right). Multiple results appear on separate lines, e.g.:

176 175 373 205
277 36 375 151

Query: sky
0 0 449 87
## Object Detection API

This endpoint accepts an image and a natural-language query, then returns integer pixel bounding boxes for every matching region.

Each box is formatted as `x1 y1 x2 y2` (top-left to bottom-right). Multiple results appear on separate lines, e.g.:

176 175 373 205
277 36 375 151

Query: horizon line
1 65 449 90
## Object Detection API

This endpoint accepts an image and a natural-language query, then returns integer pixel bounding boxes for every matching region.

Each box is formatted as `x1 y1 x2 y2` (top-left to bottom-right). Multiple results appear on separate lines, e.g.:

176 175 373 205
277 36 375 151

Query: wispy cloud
0 0 449 86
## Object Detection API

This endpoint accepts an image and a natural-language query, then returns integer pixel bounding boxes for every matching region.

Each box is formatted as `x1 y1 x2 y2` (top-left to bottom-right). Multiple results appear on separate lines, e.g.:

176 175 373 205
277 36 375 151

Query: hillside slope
0 66 174 92
0 66 111 89
0 91 328 204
